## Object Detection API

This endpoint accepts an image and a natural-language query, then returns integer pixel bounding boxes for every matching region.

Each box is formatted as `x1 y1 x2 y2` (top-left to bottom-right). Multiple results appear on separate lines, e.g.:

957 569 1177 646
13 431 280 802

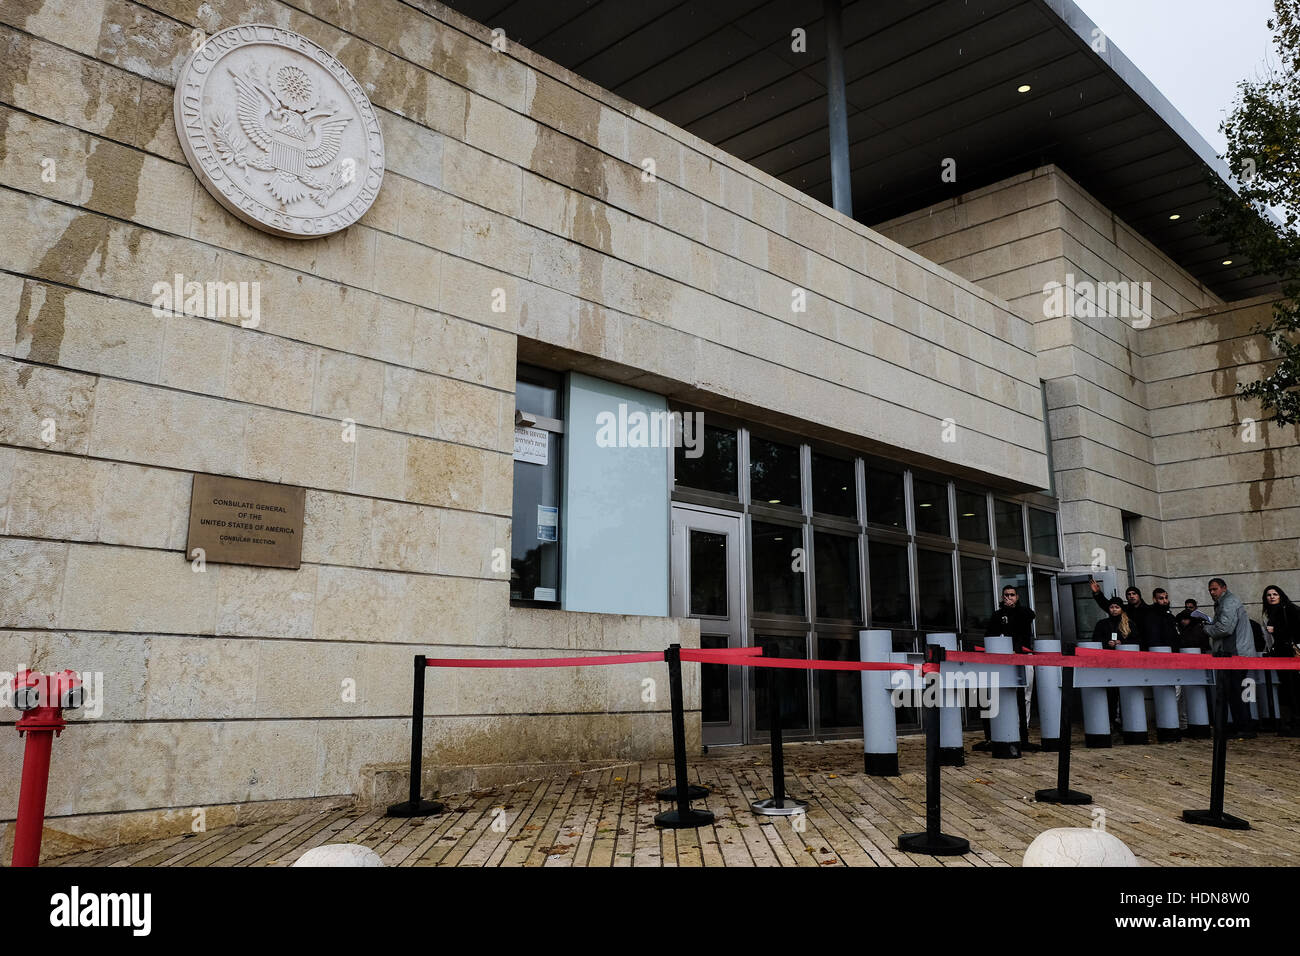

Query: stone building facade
0 0 1293 857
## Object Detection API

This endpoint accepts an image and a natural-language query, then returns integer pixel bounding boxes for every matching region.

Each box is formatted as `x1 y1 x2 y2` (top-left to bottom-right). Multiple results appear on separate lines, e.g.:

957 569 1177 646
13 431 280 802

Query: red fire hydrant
11 669 82 867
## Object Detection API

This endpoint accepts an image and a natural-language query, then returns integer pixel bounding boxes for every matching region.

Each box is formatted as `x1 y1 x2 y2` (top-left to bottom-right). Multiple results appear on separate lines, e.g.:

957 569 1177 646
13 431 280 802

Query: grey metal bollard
1117 644 1149 744
1078 642 1112 748
1150 646 1181 742
1180 648 1212 738
1033 639 1063 751
927 632 964 766
986 635 1021 758
861 629 898 776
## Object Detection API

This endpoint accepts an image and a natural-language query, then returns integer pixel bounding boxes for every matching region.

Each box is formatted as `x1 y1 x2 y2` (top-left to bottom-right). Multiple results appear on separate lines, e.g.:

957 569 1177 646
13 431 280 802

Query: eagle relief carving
174 25 385 239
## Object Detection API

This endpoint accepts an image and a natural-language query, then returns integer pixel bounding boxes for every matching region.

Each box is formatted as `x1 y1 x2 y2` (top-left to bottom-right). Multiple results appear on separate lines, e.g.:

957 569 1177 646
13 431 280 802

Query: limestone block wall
1147 297 1300 621
875 166 1223 595
1 0 1046 847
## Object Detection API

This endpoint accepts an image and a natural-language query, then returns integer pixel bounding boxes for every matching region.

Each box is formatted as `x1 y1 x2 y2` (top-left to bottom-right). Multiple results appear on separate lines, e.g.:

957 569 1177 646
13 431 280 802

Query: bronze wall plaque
185 474 306 569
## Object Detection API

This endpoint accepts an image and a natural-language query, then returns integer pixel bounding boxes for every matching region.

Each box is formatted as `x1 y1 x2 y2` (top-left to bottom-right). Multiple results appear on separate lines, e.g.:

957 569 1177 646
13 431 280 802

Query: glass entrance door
670 505 745 746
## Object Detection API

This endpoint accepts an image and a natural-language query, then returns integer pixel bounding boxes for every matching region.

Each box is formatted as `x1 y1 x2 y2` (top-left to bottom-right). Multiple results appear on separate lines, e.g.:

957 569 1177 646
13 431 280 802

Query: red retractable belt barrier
946 649 1300 670
423 651 664 668
680 649 912 671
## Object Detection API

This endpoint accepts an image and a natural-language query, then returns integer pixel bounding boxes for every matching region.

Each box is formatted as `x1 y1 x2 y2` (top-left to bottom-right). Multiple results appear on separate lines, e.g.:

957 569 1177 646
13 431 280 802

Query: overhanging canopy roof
444 0 1277 301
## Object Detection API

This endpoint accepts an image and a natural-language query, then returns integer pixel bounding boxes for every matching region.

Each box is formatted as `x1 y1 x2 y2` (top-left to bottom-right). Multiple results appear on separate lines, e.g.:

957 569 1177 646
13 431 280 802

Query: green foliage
1205 0 1300 424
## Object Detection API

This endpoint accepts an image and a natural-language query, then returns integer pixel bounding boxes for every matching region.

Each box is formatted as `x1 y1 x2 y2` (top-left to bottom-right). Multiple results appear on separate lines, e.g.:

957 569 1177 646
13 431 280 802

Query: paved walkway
46 731 1300 867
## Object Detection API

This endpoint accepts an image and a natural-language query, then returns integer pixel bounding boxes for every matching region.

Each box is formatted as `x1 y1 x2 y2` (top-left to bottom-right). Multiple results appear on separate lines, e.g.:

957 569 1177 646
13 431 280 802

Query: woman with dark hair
1091 598 1128 727
1263 585 1300 733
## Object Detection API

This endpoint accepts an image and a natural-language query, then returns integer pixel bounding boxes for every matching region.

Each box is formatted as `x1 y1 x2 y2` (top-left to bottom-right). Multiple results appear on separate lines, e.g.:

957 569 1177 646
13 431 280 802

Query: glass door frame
670 502 747 746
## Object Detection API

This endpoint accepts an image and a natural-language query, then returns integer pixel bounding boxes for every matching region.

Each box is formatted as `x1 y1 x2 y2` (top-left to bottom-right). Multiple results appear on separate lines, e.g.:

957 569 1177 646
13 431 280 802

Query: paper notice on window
513 426 549 464
537 505 558 542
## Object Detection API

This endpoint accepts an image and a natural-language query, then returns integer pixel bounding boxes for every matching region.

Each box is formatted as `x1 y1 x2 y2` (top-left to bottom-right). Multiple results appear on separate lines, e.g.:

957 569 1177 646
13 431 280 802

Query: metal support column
824 0 853 217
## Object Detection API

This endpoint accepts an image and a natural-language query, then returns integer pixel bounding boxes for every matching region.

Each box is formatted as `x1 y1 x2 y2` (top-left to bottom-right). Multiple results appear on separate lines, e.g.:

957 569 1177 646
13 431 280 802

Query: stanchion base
1039 737 1061 752
654 807 715 829
1084 733 1113 748
386 798 446 818
864 752 899 776
656 784 709 802
898 831 971 856
1182 808 1251 831
751 797 809 816
1121 731 1149 745
939 747 965 767
1155 728 1182 743
1184 725 1212 739
990 741 1021 759
1034 787 1093 805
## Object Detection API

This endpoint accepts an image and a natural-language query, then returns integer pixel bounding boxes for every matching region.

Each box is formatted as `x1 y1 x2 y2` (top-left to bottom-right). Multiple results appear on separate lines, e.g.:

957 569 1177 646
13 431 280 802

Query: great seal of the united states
173 24 385 239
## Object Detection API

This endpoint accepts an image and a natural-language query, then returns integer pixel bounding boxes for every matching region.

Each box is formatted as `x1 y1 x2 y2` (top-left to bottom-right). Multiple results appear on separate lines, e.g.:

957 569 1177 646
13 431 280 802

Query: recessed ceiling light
1222 259 1233 265
768 499 781 504
1169 213 1181 220
1017 84 1031 93
919 502 932 507
961 512 976 518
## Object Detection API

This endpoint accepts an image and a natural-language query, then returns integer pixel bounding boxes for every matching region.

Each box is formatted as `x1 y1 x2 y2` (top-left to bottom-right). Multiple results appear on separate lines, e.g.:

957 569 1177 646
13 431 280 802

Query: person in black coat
983 585 1037 744
984 585 1036 653
1090 597 1128 726
1264 585 1300 732
1088 579 1152 648
1091 597 1129 648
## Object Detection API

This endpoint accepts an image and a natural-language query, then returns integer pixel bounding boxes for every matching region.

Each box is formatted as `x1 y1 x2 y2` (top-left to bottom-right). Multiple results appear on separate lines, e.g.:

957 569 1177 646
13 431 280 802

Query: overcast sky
1072 0 1277 157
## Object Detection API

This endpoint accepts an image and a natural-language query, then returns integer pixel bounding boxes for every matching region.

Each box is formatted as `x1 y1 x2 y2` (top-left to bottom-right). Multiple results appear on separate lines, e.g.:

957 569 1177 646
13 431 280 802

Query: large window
960 556 994 634
916 549 956 629
912 477 950 539
668 403 1064 741
866 468 906 530
1029 507 1060 559
751 520 805 617
511 367 563 605
868 539 912 627
814 531 862 622
674 424 738 498
812 452 857 519
956 489 990 546
994 498 1026 553
750 435 802 508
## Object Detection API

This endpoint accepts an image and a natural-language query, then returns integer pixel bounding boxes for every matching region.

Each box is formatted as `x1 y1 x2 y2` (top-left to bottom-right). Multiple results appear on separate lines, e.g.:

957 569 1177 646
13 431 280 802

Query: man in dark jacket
984 585 1036 745
984 585 1036 653
1149 589 1182 648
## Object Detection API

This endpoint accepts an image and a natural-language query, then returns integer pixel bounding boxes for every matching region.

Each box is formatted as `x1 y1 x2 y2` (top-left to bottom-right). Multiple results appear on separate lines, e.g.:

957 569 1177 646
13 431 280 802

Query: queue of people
1084 577 1300 738
980 576 1300 740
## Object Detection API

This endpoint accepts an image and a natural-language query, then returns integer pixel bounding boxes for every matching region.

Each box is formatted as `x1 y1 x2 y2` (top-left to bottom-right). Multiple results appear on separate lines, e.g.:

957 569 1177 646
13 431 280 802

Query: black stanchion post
1035 645 1091 804
387 654 446 818
751 656 808 817
656 643 709 803
898 644 970 855
655 644 714 829
1182 653 1250 830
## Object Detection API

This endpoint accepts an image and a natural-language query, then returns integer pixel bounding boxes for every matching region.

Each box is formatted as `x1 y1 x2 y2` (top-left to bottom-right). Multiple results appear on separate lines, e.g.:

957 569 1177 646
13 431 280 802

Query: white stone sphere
292 843 385 867
1022 828 1137 867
